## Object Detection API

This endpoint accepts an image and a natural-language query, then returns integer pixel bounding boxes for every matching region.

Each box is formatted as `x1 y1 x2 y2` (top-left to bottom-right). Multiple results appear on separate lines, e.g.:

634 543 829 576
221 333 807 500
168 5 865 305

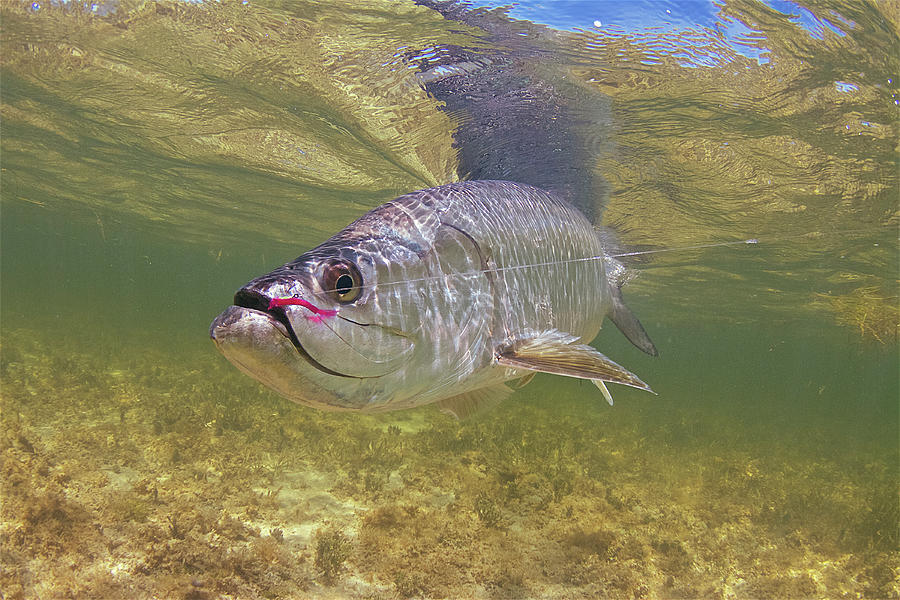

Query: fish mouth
212 289 358 379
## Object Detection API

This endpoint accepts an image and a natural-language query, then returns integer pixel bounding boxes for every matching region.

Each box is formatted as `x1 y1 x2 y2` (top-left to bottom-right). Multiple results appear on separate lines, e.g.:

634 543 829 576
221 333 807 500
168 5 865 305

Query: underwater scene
1 0 898 598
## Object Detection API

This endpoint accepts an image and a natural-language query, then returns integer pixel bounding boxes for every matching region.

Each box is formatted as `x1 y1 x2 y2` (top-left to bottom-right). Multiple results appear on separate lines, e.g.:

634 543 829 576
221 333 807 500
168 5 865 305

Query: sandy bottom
1 327 897 599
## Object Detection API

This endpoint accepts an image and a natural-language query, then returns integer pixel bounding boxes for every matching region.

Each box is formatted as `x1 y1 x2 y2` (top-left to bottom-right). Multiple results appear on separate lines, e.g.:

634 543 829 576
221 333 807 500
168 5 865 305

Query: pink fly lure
267 297 338 323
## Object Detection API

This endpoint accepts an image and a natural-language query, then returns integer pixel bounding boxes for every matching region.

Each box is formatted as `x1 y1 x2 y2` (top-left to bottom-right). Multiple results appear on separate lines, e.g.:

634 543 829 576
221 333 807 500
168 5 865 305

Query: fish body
210 180 656 415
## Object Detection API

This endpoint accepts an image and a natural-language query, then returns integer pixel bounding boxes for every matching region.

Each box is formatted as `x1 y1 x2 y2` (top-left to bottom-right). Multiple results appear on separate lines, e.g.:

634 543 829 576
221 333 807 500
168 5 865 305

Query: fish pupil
335 274 354 295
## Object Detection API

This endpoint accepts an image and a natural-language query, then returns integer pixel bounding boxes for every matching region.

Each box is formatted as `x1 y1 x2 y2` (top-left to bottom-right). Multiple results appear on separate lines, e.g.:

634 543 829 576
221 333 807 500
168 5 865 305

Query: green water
1 1 897 598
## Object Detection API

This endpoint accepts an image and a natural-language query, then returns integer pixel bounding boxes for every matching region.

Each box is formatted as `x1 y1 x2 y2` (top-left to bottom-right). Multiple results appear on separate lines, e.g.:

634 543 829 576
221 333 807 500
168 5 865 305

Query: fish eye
321 261 362 303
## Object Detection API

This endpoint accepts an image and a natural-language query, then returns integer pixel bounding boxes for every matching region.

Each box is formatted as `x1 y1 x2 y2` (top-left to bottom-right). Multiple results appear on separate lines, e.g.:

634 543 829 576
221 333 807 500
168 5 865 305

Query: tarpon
210 180 657 416
210 2 659 416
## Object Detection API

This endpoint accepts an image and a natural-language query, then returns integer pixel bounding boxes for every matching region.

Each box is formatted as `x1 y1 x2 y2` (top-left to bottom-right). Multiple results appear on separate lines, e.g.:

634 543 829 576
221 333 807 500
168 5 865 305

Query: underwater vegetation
1 325 897 599
816 286 899 345
314 527 353 582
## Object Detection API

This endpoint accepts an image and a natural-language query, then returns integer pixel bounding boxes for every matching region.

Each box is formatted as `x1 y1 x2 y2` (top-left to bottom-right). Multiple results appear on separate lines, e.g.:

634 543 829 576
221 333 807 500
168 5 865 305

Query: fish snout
209 306 242 341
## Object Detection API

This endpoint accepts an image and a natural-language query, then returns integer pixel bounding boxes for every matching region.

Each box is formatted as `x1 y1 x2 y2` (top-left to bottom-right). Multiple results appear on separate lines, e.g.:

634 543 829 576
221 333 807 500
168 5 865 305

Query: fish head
209 241 419 410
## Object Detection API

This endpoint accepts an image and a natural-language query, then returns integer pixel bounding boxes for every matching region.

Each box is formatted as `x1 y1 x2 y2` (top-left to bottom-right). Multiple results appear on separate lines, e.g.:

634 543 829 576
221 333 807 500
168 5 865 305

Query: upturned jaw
210 296 358 380
228 288 307 358
209 304 360 410
209 304 300 375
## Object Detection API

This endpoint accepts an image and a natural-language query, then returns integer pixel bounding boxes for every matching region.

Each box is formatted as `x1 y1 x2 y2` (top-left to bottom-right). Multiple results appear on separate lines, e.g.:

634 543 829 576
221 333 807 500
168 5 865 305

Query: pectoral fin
496 330 654 395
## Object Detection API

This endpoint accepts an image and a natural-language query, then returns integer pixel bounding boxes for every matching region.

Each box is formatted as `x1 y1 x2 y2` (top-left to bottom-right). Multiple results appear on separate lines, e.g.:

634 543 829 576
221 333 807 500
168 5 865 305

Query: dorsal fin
414 0 611 221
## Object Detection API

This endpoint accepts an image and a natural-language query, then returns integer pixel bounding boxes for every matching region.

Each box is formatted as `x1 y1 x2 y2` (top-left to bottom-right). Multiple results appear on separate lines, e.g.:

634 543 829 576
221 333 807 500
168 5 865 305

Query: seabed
1 326 897 599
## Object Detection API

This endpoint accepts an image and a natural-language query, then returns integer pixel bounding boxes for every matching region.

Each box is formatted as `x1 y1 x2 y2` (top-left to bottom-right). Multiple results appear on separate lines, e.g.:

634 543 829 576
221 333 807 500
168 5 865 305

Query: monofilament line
611 238 758 258
328 238 760 294
320 224 894 295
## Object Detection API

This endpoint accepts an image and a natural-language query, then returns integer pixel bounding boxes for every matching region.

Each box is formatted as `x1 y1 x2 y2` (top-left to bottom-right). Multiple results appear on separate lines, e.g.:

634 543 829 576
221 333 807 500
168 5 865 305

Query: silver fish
210 180 657 417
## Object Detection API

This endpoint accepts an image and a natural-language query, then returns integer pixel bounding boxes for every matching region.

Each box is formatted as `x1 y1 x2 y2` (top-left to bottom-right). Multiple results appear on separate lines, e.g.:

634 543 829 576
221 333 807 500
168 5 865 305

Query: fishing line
315 237 762 295
316 226 894 295
610 238 757 257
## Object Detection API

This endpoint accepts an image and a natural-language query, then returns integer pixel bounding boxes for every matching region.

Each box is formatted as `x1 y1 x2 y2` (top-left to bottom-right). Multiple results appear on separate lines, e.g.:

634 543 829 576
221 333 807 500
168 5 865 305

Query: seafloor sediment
1 326 897 599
